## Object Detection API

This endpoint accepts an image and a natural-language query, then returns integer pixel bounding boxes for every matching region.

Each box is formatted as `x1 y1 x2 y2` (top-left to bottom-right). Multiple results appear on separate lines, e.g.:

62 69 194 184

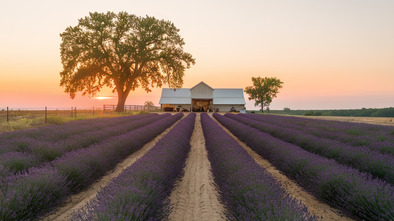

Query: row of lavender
0 113 183 220
0 114 152 142
225 113 394 184
214 113 393 221
74 113 196 220
0 114 166 176
201 113 317 220
0 114 158 154
244 114 394 155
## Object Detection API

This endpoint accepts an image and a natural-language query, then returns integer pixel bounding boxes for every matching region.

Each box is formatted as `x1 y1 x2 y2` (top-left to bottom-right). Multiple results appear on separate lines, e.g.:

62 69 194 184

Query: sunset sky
0 0 393 110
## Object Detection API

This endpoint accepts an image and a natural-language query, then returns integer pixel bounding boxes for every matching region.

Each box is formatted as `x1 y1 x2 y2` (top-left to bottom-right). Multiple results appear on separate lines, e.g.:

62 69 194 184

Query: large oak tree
244 77 283 112
60 12 195 111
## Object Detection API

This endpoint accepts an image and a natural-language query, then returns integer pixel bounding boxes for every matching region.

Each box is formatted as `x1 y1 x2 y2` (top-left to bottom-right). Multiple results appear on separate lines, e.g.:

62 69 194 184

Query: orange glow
93 96 116 100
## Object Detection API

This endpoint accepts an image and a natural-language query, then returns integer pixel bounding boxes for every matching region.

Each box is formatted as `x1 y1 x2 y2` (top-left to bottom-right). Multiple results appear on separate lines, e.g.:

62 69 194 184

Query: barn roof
213 89 246 105
159 88 191 104
191 81 214 90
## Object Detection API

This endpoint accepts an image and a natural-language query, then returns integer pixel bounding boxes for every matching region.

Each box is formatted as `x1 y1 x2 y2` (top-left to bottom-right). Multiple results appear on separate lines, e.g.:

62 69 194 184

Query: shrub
0 168 70 220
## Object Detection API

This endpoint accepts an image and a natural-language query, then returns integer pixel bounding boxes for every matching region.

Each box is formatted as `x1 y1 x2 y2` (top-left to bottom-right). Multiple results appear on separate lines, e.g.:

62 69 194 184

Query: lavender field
0 113 392 220
214 113 393 220
0 113 182 220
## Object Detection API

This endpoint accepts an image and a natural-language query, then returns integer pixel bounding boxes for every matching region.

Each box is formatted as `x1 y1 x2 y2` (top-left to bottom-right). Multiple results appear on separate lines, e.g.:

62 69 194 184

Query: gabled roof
159 88 191 104
190 81 214 90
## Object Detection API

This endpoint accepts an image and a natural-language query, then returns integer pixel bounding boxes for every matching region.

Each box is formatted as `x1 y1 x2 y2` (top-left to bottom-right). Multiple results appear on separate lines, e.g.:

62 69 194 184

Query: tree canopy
244 77 283 112
144 100 155 108
60 12 195 111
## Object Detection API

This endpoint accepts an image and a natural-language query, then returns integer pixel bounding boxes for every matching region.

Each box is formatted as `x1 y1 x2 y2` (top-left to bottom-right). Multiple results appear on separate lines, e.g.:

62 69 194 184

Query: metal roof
213 89 246 105
190 81 214 90
159 89 191 104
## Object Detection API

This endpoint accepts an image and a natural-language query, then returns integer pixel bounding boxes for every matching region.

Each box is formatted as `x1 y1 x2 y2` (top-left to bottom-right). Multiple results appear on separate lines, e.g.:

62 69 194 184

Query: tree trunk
115 89 129 112
115 96 126 112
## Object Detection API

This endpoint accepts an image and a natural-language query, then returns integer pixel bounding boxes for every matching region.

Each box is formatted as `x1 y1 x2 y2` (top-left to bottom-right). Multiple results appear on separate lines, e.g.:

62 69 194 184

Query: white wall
191 83 213 99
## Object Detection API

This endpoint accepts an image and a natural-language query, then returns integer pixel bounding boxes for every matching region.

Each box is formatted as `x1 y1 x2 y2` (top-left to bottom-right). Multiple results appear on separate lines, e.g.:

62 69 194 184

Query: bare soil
168 114 226 221
41 116 185 221
210 114 354 221
296 115 394 126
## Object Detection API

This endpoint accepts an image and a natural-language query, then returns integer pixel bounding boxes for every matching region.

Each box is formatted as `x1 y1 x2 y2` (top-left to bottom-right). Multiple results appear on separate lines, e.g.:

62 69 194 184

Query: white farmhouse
159 81 246 112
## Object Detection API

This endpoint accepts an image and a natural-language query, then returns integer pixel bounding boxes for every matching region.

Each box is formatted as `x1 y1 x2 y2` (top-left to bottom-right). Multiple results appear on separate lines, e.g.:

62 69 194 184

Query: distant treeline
265 107 394 117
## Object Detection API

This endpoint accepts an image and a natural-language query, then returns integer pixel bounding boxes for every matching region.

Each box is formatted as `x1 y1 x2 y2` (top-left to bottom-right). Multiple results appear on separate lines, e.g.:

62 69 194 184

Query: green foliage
244 76 283 112
0 118 33 132
304 111 322 116
371 107 394 117
59 12 195 112
46 116 66 125
32 144 63 162
144 100 155 108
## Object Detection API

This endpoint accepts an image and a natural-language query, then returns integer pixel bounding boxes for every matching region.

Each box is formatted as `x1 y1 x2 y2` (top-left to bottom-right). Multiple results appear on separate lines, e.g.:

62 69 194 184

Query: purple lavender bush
201 113 317 220
54 113 182 192
226 113 394 184
0 113 182 220
243 114 394 155
0 165 10 178
0 113 158 155
0 152 40 175
0 114 167 174
0 167 70 220
214 113 393 221
73 113 196 220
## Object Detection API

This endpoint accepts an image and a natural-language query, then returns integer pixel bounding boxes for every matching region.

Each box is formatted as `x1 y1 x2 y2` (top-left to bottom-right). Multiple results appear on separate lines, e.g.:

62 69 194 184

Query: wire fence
103 105 161 112
0 105 161 124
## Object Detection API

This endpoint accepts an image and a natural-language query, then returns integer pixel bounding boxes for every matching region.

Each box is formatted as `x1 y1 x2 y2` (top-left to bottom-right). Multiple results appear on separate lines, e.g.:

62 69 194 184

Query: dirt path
41 116 185 221
168 114 226 221
210 114 354 221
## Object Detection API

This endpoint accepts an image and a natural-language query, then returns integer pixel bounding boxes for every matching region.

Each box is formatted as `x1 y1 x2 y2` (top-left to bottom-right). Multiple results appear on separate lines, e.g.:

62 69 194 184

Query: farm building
159 81 246 112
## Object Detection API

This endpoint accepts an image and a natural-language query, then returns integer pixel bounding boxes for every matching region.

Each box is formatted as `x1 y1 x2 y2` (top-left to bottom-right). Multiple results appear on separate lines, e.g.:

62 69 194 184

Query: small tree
59 12 195 112
144 101 155 110
284 107 290 114
244 77 283 112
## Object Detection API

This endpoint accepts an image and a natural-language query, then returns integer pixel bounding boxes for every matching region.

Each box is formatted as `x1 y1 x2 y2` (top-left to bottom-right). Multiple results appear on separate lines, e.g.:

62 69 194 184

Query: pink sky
1 0 393 110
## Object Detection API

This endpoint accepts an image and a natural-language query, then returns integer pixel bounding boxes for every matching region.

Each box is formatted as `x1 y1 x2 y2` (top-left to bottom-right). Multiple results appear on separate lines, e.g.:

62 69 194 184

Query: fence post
74 107 77 118
92 107 94 116
71 107 73 118
7 107 9 122
45 107 47 124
